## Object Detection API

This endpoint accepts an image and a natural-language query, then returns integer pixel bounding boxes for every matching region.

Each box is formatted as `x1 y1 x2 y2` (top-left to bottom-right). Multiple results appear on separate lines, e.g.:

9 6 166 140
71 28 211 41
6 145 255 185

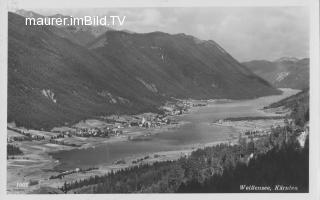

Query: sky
8 1 309 62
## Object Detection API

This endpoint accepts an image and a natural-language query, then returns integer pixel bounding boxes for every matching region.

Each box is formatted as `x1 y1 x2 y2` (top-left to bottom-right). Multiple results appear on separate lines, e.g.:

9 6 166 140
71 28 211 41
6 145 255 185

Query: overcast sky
9 2 309 61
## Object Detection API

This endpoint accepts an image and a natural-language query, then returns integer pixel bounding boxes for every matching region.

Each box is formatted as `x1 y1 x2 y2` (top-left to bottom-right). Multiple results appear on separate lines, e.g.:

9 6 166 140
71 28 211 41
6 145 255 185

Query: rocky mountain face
88 31 281 99
8 12 280 129
242 58 309 90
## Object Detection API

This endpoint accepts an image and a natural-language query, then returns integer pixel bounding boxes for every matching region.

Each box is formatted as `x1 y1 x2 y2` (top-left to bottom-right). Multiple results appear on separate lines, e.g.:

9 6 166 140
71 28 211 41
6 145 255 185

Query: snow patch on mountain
276 72 290 82
41 89 57 103
97 90 130 104
136 78 158 93
89 37 108 49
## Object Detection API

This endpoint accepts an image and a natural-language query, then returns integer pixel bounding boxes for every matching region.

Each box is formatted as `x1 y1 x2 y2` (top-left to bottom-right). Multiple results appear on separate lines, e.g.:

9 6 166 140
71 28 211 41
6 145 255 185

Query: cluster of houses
243 129 269 137
50 133 69 139
7 127 45 142
54 126 124 138
162 100 194 116
70 115 172 138
56 114 175 138
66 112 178 138
136 116 172 128
74 127 123 137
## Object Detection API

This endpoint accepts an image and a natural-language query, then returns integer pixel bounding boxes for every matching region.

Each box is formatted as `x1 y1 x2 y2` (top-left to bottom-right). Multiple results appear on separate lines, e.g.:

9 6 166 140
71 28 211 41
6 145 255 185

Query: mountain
8 12 280 130
9 12 163 129
87 31 280 99
242 57 309 89
274 57 299 63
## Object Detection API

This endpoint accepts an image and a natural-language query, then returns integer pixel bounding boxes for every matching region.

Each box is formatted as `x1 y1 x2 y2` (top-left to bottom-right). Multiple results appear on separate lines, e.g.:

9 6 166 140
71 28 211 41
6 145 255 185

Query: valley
8 12 280 130
7 88 299 194
7 9 310 194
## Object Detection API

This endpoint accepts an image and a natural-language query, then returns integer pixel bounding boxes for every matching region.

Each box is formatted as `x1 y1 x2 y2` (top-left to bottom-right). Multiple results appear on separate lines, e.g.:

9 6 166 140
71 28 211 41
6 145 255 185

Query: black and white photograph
1 0 319 198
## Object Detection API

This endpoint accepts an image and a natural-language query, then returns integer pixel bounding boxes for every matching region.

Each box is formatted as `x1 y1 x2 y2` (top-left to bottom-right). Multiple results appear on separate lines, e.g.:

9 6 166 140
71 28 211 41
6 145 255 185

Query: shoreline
7 120 191 194
7 88 300 194
7 116 279 194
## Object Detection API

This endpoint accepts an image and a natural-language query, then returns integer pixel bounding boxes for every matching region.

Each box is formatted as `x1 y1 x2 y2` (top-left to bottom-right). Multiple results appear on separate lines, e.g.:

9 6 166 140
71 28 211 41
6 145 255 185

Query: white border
0 0 319 200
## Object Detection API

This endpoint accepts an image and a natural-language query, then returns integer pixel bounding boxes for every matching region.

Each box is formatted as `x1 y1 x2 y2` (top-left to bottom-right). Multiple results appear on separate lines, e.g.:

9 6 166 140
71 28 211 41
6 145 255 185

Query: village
6 99 206 193
49 99 196 139
7 99 202 146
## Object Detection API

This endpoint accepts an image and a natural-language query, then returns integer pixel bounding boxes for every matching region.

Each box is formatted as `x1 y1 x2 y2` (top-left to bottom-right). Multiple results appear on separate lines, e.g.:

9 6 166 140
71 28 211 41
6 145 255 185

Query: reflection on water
51 88 299 170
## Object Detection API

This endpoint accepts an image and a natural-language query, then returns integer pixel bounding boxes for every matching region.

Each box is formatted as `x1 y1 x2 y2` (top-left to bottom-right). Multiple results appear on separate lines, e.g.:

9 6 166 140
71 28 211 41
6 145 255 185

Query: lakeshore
7 88 300 194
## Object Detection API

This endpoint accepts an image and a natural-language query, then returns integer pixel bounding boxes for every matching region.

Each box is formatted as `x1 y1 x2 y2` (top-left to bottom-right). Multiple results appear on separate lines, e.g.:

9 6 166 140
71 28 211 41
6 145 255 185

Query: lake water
51 89 299 171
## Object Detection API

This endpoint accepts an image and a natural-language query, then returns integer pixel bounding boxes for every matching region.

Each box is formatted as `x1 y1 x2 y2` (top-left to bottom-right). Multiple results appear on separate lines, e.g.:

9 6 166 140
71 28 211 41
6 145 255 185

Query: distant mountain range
8 11 280 129
242 57 309 89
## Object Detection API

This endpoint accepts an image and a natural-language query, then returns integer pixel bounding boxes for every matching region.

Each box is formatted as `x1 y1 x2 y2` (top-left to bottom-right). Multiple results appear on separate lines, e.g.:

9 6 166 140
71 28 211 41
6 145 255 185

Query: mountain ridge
8 12 280 130
88 30 277 99
242 58 309 90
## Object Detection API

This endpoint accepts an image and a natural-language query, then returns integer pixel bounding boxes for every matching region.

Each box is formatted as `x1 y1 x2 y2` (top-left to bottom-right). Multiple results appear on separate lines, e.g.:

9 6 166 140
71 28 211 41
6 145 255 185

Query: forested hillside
9 12 280 130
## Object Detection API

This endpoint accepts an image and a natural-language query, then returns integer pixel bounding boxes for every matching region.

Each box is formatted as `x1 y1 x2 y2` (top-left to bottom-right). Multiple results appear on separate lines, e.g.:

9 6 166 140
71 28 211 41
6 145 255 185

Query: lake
51 88 299 171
